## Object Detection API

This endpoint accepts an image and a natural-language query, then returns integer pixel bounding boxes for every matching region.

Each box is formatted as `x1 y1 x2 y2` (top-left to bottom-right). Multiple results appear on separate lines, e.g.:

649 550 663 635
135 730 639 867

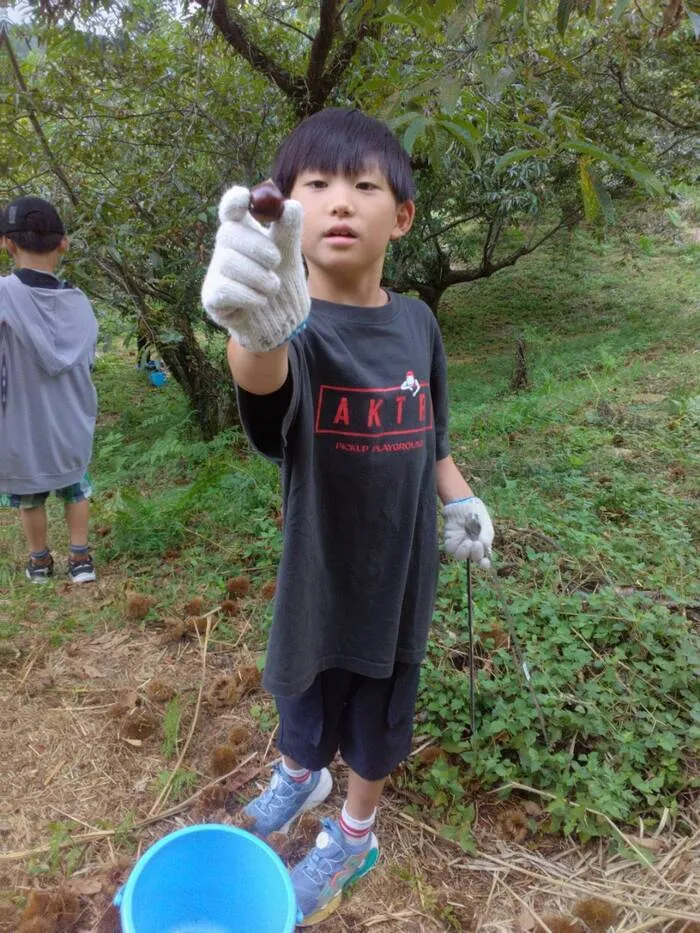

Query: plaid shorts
1 473 93 510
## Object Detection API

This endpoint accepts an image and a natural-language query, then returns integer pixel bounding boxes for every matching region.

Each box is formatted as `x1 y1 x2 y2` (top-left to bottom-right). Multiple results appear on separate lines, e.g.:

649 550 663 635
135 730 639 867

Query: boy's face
290 164 414 289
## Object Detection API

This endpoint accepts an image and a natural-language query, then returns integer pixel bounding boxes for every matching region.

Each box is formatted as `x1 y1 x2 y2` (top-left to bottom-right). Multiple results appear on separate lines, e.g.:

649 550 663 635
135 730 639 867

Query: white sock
281 759 312 784
339 802 375 846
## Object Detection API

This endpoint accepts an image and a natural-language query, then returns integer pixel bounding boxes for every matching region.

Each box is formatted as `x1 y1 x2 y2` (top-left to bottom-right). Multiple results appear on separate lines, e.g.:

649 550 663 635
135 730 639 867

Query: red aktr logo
315 380 433 438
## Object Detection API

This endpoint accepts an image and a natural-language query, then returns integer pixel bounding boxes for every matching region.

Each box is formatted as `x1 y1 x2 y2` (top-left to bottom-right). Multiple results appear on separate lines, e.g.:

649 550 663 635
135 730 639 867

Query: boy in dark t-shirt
202 109 494 926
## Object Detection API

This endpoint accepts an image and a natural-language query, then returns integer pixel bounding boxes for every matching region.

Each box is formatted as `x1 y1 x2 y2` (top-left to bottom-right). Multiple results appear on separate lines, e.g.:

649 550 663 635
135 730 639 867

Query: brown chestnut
249 179 285 222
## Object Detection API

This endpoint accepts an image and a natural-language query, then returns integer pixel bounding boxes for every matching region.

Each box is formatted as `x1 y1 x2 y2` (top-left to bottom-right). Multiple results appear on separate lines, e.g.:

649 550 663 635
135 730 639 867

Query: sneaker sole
297 834 379 927
279 767 333 835
25 570 52 584
69 571 97 584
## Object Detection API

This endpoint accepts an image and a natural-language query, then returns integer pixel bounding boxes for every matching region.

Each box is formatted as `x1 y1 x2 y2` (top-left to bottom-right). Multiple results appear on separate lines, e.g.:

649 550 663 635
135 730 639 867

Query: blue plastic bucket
148 370 167 387
114 824 297 933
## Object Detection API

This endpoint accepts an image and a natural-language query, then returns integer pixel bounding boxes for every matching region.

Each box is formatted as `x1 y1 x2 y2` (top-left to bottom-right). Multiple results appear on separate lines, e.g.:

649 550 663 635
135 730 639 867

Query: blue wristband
446 496 477 507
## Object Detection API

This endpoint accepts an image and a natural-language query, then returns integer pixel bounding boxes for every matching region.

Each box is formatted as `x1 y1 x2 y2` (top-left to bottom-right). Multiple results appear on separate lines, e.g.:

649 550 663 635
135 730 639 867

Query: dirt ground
3 573 699 933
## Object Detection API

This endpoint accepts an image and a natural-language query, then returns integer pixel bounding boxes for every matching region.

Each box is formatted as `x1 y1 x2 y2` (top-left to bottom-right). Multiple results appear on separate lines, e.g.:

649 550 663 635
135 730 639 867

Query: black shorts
275 663 421 782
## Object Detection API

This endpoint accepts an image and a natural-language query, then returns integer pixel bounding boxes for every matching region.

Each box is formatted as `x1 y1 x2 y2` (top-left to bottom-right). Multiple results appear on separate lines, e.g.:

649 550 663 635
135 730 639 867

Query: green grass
3 219 698 842
419 226 699 843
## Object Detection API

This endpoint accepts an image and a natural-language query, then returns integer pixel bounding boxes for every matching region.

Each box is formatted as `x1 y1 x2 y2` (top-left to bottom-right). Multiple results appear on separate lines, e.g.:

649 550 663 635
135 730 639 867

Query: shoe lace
255 765 286 815
70 557 93 571
301 819 341 885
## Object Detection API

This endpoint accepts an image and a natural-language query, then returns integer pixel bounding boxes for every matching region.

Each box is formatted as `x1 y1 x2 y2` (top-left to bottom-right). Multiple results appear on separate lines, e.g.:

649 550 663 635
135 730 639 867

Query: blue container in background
148 369 167 387
115 824 297 933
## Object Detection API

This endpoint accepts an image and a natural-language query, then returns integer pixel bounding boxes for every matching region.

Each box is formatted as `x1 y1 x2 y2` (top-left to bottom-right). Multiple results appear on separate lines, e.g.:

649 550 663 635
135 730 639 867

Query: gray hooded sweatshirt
0 272 98 494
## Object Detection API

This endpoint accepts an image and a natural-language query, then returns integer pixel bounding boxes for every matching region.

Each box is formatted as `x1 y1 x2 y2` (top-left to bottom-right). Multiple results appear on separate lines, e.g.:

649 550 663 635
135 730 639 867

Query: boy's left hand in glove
443 496 494 568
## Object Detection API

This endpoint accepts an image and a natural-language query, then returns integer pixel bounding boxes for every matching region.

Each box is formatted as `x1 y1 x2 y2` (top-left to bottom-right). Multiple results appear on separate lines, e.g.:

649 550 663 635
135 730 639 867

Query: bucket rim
115 822 297 933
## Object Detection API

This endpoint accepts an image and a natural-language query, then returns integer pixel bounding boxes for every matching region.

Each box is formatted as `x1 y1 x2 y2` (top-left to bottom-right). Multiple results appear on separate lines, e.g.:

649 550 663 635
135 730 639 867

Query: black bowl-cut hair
272 108 415 202
4 230 64 254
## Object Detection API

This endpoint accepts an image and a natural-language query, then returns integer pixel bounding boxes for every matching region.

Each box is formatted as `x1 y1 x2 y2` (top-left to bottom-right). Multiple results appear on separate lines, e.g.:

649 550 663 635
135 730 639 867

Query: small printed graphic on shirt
400 370 421 397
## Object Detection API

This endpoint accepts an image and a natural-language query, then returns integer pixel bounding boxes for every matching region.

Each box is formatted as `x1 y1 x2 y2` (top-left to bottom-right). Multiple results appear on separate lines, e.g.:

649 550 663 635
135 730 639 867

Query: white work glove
443 496 494 569
201 186 310 352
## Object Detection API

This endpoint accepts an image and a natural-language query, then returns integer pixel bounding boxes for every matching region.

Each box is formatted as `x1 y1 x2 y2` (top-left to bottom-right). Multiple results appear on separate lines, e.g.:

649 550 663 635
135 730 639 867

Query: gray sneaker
242 763 332 837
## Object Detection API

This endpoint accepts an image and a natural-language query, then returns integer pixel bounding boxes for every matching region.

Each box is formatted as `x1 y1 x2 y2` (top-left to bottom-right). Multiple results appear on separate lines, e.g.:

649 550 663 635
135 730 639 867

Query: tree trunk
414 283 446 319
115 278 239 440
156 313 239 441
510 336 530 392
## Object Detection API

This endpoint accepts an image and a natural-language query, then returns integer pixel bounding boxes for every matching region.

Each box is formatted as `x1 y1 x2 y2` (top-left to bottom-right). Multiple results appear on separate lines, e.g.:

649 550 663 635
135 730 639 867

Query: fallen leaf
515 905 536 931
118 689 139 708
226 762 260 794
621 834 665 851
68 877 103 896
522 800 543 818
631 393 665 403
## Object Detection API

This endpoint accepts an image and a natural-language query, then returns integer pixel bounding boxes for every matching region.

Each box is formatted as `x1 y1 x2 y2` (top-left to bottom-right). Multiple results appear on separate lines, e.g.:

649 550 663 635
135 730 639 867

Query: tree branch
444 214 579 287
533 39 599 78
196 0 306 103
309 10 378 113
609 62 697 132
656 133 695 158
2 31 79 205
423 214 482 241
657 0 685 37
261 11 314 42
633 0 658 28
307 0 341 91
195 0 376 118
481 216 503 273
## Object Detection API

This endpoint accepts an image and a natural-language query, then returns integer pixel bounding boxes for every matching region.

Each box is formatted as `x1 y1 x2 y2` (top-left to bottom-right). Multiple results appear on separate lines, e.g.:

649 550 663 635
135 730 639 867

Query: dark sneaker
68 553 96 584
292 817 379 926
25 553 54 584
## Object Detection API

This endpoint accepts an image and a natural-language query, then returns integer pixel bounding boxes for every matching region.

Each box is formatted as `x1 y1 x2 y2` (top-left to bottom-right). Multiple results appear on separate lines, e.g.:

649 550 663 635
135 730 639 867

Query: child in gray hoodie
0 197 98 583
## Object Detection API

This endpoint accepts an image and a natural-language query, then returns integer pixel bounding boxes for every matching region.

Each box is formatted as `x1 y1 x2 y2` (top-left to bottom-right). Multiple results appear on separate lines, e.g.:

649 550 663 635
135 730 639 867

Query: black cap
2 197 65 236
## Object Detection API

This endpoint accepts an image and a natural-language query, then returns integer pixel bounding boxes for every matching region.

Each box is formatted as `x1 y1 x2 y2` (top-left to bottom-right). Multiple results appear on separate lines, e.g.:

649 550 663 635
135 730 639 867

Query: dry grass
3 597 699 932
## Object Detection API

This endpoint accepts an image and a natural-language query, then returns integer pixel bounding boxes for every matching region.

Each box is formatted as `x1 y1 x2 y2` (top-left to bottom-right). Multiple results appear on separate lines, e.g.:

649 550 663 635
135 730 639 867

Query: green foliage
421 588 697 840
161 696 182 759
413 224 699 839
10 0 698 358
90 357 279 559
154 768 197 802
415 757 477 852
27 822 85 879
112 811 138 851
107 457 231 558
249 700 278 734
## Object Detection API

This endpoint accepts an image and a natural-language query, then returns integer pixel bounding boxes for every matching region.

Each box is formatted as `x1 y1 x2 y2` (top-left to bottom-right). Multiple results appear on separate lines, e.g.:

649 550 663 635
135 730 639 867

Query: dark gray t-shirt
238 291 449 697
